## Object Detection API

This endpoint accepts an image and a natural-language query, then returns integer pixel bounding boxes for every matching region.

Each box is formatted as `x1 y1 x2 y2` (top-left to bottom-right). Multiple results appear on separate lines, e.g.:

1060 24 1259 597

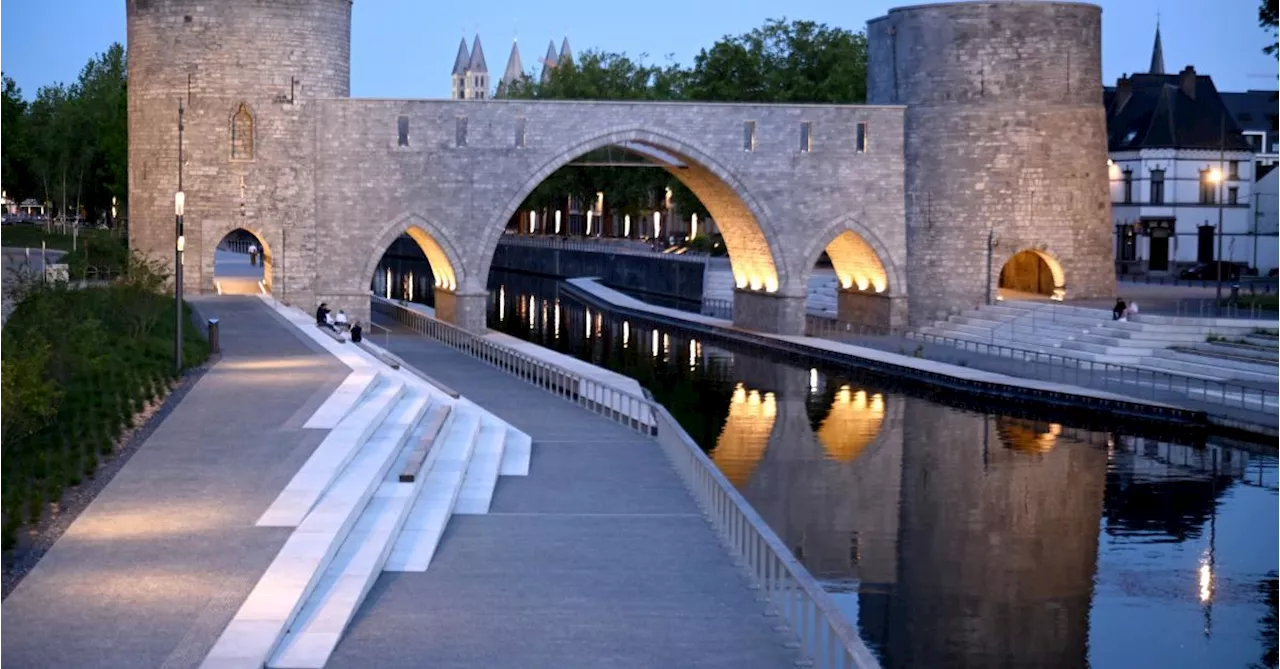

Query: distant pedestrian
350 321 363 343
1112 298 1126 321
248 242 259 267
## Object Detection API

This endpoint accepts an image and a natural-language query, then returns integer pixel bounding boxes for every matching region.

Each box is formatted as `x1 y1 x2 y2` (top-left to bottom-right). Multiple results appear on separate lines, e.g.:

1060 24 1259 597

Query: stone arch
362 212 466 295
479 127 787 295
997 247 1066 300
800 215 905 298
206 224 272 295
230 103 255 161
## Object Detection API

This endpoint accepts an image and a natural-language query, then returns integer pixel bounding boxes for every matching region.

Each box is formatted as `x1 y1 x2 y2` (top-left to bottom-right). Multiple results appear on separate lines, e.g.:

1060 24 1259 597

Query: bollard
207 317 221 354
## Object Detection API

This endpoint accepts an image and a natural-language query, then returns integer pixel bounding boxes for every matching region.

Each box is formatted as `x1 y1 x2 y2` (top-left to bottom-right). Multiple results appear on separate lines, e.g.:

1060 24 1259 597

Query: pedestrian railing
372 295 880 669
497 233 710 264
803 314 1276 413
700 296 734 319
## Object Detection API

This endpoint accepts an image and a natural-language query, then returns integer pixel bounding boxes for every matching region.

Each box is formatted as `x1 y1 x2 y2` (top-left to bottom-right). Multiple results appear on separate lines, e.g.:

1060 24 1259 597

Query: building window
456 116 468 147
1116 224 1137 261
855 122 868 153
231 103 254 161
397 116 409 147
1122 169 1133 204
1228 160 1239 180
800 121 812 153
743 121 756 152
515 117 527 148
1199 170 1216 204
1228 186 1239 205
1150 169 1165 204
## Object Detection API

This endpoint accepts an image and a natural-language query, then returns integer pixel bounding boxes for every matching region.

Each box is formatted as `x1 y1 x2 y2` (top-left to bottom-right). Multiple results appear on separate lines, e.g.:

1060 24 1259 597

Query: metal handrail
700 296 734 319
372 295 879 669
498 233 710 264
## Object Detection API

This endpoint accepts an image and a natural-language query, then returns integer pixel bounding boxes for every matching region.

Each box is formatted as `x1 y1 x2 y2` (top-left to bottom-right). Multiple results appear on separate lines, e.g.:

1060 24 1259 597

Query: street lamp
1208 167 1225 312
175 101 185 373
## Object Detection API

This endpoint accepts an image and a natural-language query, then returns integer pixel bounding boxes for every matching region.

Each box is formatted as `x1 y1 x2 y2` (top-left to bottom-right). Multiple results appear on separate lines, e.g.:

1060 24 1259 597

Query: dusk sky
2 0 1276 99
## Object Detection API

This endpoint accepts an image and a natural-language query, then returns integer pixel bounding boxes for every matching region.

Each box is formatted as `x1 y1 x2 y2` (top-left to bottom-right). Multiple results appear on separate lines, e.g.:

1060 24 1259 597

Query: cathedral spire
500 38 524 95
451 37 470 76
1149 19 1165 75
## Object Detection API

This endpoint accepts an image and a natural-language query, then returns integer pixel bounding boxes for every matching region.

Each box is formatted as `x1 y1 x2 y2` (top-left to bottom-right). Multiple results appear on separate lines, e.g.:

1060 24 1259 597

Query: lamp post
175 101 186 372
1209 167 1224 313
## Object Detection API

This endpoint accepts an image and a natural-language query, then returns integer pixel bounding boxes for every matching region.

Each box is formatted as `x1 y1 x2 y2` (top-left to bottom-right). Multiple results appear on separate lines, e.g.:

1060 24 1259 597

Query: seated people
316 302 330 326
350 321 363 343
334 309 349 330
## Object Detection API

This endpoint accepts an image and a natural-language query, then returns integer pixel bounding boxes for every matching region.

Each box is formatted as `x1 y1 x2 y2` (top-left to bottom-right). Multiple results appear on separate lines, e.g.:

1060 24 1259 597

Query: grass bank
1 261 208 550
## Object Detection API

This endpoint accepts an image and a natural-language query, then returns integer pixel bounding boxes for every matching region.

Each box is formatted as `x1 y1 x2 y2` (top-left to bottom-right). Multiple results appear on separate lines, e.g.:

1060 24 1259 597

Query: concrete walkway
1 296 349 668
337 321 803 669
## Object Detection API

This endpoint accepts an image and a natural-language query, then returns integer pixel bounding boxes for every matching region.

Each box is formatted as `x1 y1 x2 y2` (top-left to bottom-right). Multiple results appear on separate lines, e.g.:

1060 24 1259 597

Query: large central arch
476 127 788 299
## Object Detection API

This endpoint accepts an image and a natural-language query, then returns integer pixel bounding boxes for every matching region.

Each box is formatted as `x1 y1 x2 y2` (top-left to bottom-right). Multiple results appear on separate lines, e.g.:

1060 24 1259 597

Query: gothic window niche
231 103 255 161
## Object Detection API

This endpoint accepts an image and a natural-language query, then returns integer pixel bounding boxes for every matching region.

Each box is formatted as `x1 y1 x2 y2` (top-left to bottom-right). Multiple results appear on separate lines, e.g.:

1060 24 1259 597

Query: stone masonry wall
126 0 351 311
868 2 1115 324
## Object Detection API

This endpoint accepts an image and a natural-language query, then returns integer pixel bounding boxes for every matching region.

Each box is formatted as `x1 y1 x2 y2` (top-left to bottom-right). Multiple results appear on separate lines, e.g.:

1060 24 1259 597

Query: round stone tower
126 0 352 300
867 1 1114 324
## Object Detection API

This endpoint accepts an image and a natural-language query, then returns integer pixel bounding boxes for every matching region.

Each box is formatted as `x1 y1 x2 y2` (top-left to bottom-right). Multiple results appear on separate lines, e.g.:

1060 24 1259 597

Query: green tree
685 19 868 103
1262 0 1279 58
2 75 34 202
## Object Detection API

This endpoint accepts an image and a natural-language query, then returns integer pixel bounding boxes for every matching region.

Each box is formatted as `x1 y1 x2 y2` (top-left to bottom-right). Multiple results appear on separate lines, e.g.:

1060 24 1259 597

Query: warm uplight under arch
826 231 889 293
999 248 1066 300
362 213 465 294
481 127 783 295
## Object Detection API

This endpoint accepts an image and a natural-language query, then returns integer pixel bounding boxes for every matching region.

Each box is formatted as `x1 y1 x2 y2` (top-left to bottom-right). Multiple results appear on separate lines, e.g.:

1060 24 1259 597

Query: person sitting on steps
315 302 329 326
350 321 363 343
1112 298 1127 321
334 309 349 331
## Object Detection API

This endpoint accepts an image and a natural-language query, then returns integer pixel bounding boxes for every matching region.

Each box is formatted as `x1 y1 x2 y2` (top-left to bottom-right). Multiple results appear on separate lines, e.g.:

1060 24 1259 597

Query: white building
1252 167 1279 273
1106 26 1268 275
1221 89 1279 173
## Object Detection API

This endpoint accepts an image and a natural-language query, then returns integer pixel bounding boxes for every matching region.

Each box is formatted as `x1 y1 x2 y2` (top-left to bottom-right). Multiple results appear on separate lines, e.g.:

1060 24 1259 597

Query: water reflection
482 270 1278 668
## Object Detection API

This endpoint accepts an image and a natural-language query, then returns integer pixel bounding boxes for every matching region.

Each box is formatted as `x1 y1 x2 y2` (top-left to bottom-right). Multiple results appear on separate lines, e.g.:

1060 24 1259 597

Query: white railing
371 295 880 669
498 233 710 265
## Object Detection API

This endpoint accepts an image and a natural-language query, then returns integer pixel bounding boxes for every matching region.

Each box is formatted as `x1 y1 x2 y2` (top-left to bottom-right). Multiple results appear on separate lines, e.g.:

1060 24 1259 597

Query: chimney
1115 75 1133 109
1179 66 1197 100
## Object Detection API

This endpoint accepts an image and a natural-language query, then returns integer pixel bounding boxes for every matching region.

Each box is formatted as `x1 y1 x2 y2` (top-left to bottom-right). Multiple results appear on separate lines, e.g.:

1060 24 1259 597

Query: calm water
414 265 1279 667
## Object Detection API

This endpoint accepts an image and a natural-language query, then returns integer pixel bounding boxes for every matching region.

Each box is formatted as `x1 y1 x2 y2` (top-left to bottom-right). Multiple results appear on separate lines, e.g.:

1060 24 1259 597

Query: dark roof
1104 71 1253 152
1219 90 1279 134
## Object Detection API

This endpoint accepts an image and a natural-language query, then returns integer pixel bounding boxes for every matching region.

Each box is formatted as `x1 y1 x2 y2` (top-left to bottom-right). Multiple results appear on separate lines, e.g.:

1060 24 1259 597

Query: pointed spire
452 37 470 76
501 39 524 92
541 40 559 83
559 36 573 66
1149 20 1165 75
468 34 488 73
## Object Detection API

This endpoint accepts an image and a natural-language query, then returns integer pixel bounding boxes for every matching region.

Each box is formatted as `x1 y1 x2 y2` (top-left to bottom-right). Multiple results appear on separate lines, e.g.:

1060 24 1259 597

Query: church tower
464 34 490 99
498 39 525 97
450 37 470 99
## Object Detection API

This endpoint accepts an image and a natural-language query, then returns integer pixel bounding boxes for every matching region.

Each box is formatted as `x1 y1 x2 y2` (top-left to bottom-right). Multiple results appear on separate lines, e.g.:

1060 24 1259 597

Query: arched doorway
998 249 1065 301
212 228 270 295
802 219 906 331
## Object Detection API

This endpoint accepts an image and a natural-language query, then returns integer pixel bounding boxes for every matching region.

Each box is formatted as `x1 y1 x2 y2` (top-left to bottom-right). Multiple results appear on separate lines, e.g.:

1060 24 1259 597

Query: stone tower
867 2 1115 323
450 37 470 99
464 35 490 99
126 0 352 303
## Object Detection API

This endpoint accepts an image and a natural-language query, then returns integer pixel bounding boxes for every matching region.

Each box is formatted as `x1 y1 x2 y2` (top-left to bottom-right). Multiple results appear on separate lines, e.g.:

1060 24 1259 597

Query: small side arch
799 214 906 298
996 246 1066 300
206 224 272 294
362 212 466 293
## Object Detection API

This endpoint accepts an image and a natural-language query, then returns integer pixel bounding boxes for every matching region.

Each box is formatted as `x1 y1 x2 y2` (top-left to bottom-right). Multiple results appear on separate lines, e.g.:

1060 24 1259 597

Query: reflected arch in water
711 383 777 487
480 128 785 296
816 386 887 462
996 417 1063 454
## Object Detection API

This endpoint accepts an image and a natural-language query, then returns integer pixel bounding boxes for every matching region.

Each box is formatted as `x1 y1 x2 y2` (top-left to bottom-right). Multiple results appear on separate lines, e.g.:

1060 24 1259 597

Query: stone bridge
127 0 1115 335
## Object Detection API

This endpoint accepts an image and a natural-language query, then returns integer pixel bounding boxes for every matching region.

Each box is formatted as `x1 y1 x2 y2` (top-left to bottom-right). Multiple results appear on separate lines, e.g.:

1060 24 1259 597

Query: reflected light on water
711 383 777 487
663 333 670 360
528 295 536 329
810 368 819 394
1199 555 1214 603
651 329 659 360
622 321 630 348
817 386 886 462
689 338 698 370
585 308 592 339
498 286 506 322
553 301 560 340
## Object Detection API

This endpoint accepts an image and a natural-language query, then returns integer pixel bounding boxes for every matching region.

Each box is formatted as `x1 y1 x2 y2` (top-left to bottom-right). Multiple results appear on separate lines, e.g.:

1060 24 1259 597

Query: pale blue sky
2 0 1276 99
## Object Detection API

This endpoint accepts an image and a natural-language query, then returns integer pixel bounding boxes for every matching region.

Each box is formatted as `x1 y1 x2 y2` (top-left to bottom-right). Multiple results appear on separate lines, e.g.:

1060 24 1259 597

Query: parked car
1179 261 1243 281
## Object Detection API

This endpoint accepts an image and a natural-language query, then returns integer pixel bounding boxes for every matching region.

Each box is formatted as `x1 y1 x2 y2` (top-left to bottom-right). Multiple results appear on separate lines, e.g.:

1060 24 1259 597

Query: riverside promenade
2 296 810 668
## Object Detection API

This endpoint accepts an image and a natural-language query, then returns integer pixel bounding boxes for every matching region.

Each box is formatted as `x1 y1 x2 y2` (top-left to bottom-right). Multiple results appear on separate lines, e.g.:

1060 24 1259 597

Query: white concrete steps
500 429 532 476
1246 333 1279 348
1182 341 1280 362
383 408 482 572
302 370 379 429
454 423 507 515
1147 349 1279 382
199 386 424 669
258 378 404 528
267 401 438 669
